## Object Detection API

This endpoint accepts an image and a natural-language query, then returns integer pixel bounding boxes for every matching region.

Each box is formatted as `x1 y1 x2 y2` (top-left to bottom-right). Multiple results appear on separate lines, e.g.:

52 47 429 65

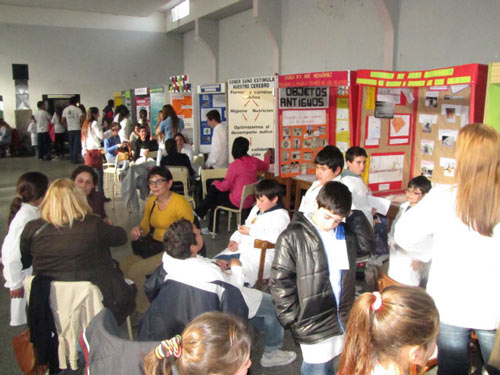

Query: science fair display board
149 85 167 135
484 62 500 133
169 75 193 129
277 71 357 178
198 83 227 153
134 87 150 124
227 76 276 161
355 64 487 195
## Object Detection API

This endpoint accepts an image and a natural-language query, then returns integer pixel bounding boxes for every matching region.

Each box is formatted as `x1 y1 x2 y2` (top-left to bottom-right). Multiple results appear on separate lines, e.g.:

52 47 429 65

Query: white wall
0 7 182 126
396 0 500 70
218 9 275 81
183 30 215 87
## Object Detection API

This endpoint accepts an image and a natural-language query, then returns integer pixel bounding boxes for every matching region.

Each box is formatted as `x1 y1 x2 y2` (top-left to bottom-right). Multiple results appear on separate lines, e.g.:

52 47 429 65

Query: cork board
413 86 471 184
358 86 416 195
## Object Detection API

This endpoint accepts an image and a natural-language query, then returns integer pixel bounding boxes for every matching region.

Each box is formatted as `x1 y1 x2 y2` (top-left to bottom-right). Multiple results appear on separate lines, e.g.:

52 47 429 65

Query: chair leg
212 208 218 239
227 212 231 232
126 315 133 340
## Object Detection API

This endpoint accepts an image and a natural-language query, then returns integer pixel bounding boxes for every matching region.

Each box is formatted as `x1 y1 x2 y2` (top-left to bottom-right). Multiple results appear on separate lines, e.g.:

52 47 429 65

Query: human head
338 286 439 375
139 109 147 119
174 133 185 150
71 165 98 196
206 110 221 128
313 181 351 231
144 311 252 375
406 176 432 207
165 138 177 154
148 166 173 197
139 126 148 140
314 145 344 184
40 178 92 227
345 147 368 176
254 179 281 212
108 99 114 107
79 104 86 115
111 122 121 135
231 137 249 160
37 101 44 109
161 104 177 120
69 97 78 105
86 107 99 121
163 219 203 259
455 123 500 237
8 172 49 227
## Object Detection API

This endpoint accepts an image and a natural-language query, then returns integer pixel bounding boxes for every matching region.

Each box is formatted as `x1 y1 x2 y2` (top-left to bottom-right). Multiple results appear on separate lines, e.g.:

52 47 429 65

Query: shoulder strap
149 199 157 233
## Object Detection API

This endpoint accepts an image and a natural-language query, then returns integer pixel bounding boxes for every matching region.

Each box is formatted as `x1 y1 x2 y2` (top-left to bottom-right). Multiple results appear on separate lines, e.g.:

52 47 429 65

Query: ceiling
0 0 178 17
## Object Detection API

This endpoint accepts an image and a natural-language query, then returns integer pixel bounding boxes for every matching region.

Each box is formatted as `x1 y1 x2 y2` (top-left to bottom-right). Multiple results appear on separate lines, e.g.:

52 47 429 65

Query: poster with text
149 86 166 135
227 76 275 161
198 83 227 153
171 93 193 128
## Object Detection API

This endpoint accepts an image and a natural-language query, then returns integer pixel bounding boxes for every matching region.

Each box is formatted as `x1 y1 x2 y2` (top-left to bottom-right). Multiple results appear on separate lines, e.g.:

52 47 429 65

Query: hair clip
155 335 182 360
371 291 383 311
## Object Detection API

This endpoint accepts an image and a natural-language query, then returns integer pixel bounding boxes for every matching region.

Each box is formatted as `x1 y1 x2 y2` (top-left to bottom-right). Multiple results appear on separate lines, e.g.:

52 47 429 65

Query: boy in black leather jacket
270 181 373 375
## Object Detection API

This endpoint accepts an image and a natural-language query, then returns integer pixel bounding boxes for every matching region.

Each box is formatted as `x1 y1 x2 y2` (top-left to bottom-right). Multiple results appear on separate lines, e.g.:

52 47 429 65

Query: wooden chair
375 267 438 375
201 168 227 199
211 181 258 239
169 166 195 208
254 239 275 291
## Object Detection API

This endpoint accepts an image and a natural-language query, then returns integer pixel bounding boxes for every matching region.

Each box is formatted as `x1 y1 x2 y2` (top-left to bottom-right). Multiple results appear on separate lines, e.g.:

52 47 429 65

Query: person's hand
211 180 217 186
103 217 113 226
229 258 242 268
227 241 239 252
238 226 250 235
264 149 272 159
215 259 230 271
10 287 24 299
130 226 143 241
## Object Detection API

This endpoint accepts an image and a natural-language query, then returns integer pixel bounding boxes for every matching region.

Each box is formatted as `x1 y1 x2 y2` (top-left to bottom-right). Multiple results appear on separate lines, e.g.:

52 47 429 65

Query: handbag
131 200 165 259
84 149 103 169
12 328 46 375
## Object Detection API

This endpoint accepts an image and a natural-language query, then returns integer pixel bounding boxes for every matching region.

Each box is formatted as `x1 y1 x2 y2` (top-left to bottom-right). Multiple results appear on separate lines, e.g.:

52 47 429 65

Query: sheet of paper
366 86 376 110
336 141 349 153
389 138 409 145
282 110 327 126
336 119 349 132
368 195 392 216
402 88 415 104
212 94 226 108
438 129 459 147
365 138 379 146
368 153 404 184
419 114 438 124
367 116 381 139
421 160 434 178
420 139 434 155
336 108 349 120
390 114 410 137
450 84 470 94
440 157 456 177
441 104 462 116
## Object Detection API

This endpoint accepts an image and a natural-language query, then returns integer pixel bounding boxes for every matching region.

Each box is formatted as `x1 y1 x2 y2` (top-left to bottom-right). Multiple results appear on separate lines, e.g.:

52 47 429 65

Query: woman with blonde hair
144 311 252 375
395 123 500 375
20 178 135 324
338 286 439 375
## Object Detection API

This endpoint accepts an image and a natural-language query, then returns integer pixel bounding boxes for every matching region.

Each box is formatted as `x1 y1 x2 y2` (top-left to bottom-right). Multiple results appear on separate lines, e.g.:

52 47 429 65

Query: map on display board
198 83 226 153
227 76 276 161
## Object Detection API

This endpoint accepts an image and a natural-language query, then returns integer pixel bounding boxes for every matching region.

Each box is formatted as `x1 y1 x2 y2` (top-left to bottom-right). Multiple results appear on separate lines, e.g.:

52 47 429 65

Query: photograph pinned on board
202 135 211 144
306 126 314 137
303 139 313 148
293 138 301 149
293 127 303 137
291 162 300 174
300 163 308 174
304 152 313 161
422 122 432 133
281 164 290 174
283 127 291 137
440 157 456 177
374 100 395 119
425 92 438 108
282 151 289 162
291 151 301 160
420 139 434 155
439 129 458 148
203 127 211 135
421 160 434 178
281 139 291 149
441 104 461 123
319 126 326 135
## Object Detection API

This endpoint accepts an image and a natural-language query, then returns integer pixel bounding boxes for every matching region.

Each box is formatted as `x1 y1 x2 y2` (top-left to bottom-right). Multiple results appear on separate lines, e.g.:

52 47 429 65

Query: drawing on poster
421 139 434 155
291 162 300 173
421 160 434 178
440 157 456 177
281 139 291 149
293 139 301 149
304 152 313 161
390 115 410 137
282 151 289 162
281 164 290 174
439 129 458 147
367 116 381 139
368 153 404 185
425 92 438 108
303 139 313 148
291 151 301 160
283 127 290 137
293 127 303 137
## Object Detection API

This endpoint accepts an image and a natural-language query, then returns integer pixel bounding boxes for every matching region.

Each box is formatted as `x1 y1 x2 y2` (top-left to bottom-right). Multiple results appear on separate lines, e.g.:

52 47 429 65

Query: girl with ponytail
81 107 106 195
338 286 439 375
144 311 252 375
1 172 48 326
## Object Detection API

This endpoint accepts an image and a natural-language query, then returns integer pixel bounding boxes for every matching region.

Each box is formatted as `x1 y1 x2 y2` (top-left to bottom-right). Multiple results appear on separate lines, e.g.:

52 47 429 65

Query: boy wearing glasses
270 182 373 375
388 175 432 287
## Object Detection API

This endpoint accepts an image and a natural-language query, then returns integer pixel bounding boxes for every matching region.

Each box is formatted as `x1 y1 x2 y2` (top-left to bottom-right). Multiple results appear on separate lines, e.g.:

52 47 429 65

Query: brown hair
338 286 439 375
144 311 251 375
455 123 500 236
81 107 99 142
8 172 48 227
161 105 179 135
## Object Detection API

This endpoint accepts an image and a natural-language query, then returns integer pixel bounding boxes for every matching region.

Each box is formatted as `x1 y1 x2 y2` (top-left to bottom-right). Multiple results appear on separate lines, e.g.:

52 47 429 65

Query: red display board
277 71 358 177
355 64 487 195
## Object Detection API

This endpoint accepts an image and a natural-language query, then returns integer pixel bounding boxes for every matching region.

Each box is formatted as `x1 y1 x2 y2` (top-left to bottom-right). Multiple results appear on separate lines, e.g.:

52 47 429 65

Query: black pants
37 132 51 160
196 185 237 232
54 132 66 157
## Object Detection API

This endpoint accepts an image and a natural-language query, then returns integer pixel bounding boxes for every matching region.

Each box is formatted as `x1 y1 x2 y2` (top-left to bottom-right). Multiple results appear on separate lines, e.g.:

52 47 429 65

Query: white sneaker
260 350 297 367
201 227 212 235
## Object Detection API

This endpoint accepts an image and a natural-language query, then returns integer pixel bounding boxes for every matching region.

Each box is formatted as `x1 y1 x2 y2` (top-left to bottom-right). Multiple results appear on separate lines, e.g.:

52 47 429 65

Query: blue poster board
198 83 226 152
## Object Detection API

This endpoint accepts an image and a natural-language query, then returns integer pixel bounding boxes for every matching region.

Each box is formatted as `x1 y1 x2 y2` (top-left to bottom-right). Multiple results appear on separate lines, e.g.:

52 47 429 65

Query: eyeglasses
148 179 167 186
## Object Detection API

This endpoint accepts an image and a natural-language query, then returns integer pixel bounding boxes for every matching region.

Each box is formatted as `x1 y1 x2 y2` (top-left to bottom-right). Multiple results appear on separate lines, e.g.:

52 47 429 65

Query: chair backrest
201 168 228 198
253 239 275 291
169 166 190 196
193 154 205 169
24 276 105 370
238 181 259 210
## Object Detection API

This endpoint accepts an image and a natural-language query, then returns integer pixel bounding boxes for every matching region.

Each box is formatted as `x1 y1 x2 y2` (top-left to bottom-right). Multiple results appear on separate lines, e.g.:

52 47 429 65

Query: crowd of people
1 121 499 375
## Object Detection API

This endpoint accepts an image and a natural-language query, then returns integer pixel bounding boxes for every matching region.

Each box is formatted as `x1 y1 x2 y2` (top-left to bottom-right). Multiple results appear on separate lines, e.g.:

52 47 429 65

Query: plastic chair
193 154 205 170
24 277 133 371
169 166 195 208
201 168 227 199
102 152 129 209
253 239 275 291
211 181 258 239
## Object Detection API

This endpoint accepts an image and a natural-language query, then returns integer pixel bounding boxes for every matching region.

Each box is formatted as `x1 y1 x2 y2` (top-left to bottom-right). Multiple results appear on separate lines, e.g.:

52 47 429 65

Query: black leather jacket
269 210 374 344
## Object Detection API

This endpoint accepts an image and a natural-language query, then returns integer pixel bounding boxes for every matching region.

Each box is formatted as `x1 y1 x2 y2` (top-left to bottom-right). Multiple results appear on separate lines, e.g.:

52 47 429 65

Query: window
171 0 189 22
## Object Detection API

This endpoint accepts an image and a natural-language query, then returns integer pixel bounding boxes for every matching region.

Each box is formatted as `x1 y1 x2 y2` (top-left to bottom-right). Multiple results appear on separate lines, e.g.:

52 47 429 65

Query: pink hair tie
371 291 383 311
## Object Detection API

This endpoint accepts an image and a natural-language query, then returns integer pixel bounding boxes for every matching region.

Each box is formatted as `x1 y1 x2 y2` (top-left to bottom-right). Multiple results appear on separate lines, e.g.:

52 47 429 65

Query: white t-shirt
62 105 83 131
33 109 51 133
82 120 103 152
206 123 228 168
51 113 65 133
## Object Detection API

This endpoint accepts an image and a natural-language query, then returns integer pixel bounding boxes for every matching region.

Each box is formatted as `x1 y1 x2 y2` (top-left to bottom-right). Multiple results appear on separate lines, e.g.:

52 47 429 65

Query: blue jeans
301 358 335 375
249 293 284 352
68 130 81 163
437 322 496 375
